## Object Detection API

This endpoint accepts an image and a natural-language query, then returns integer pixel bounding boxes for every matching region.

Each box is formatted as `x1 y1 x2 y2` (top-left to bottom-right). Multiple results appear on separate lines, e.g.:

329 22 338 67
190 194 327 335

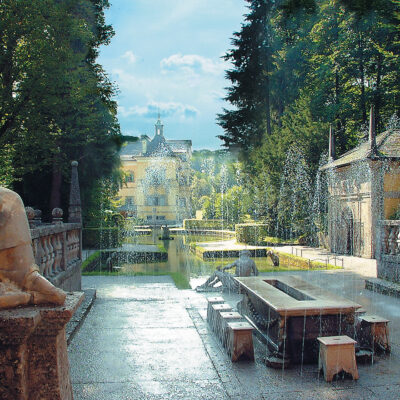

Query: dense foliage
0 0 121 223
218 0 400 239
190 150 251 227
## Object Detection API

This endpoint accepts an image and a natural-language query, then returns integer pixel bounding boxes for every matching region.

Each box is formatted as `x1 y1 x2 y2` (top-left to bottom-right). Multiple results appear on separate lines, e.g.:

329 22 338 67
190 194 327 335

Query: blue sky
98 0 247 149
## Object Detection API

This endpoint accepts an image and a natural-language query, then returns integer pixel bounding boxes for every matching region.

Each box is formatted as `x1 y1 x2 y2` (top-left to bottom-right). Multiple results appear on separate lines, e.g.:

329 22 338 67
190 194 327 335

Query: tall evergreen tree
217 0 275 151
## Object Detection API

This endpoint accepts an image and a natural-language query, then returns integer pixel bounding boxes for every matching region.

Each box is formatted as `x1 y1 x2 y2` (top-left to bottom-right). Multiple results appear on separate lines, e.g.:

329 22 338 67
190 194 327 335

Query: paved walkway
69 272 400 399
195 240 377 278
273 245 377 277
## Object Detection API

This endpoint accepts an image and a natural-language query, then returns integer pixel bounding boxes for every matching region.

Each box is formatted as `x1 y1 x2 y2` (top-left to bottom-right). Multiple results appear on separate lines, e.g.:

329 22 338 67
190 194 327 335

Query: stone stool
218 311 244 347
360 315 390 353
227 321 254 362
210 303 232 333
318 336 359 382
206 296 225 324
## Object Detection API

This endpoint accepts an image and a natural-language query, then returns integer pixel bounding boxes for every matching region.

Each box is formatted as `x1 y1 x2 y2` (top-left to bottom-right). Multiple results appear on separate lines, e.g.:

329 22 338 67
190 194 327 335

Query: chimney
329 124 335 161
369 104 377 154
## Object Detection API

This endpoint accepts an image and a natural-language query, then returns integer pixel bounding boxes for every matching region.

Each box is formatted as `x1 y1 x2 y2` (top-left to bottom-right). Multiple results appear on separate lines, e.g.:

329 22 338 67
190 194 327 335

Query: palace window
125 196 134 206
146 196 166 206
126 171 135 183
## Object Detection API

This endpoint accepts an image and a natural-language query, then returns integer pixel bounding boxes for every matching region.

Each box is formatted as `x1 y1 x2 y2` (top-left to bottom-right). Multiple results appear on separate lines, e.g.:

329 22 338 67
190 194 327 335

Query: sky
98 0 247 150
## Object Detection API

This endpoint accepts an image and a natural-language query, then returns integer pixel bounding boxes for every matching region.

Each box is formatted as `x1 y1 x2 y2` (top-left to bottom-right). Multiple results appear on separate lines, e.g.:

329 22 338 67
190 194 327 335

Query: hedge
81 251 101 272
83 227 122 249
235 223 271 245
267 248 338 270
183 219 225 230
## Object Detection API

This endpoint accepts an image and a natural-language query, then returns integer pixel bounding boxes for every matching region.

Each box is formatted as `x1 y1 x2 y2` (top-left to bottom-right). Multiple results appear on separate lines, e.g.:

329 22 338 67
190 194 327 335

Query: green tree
217 0 275 150
0 0 121 221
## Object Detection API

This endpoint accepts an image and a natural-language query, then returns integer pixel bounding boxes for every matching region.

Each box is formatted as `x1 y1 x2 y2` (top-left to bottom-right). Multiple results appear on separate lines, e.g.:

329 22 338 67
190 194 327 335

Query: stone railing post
52 208 63 225
34 209 42 227
26 207 35 229
377 220 400 281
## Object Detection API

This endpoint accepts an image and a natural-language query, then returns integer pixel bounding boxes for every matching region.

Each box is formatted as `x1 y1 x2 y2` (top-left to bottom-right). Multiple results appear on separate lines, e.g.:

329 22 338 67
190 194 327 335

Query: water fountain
275 146 312 242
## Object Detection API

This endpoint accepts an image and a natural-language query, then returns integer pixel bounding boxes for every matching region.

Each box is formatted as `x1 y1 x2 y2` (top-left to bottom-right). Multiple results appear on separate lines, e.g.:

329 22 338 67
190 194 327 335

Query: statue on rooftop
0 187 66 309
196 250 259 292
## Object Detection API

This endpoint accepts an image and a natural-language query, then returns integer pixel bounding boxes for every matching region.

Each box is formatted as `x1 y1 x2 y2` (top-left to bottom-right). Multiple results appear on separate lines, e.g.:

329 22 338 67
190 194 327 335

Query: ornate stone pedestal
0 292 83 400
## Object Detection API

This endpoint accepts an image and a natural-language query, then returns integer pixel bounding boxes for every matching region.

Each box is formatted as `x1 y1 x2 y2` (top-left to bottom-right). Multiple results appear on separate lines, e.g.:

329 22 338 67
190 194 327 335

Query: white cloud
121 50 137 64
119 101 199 120
160 54 225 75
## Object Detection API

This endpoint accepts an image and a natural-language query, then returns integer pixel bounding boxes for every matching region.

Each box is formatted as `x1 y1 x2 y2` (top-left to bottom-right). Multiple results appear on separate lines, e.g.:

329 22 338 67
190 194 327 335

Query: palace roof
145 134 174 157
321 129 400 170
119 141 143 156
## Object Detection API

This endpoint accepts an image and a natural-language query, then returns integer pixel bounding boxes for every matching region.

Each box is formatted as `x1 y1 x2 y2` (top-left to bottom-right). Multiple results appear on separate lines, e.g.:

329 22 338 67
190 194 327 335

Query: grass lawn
202 256 341 273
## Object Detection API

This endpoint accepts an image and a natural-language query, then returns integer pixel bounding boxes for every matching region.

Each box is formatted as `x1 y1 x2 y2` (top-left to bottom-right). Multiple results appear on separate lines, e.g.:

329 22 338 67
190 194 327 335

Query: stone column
0 292 83 400
68 161 82 225
68 161 83 263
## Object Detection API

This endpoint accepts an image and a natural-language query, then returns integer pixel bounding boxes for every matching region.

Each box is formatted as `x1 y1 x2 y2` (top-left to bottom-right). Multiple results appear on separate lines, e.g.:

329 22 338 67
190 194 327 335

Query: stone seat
359 315 390 353
227 321 254 362
218 311 244 347
206 296 225 324
209 303 232 333
318 335 359 382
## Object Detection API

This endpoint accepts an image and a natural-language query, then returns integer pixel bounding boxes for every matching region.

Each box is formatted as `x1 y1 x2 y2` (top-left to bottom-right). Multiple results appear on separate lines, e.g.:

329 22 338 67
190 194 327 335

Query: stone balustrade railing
22 160 83 291
377 220 400 282
26 206 82 291
379 220 400 257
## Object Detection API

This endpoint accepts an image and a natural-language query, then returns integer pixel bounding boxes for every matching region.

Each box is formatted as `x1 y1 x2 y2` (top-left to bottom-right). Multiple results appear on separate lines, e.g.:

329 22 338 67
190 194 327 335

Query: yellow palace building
118 116 192 225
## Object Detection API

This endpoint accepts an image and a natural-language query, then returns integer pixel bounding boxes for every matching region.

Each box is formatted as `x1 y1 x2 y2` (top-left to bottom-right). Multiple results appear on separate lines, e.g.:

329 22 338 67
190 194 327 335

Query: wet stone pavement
69 273 400 400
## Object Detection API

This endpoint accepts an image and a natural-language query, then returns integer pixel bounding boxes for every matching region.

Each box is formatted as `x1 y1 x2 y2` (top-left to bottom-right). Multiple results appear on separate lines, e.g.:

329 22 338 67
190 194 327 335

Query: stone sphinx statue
0 187 66 308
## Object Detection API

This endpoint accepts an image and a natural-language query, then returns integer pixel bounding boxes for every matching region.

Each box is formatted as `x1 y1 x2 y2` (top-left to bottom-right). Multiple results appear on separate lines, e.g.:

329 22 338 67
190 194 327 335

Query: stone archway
341 207 354 255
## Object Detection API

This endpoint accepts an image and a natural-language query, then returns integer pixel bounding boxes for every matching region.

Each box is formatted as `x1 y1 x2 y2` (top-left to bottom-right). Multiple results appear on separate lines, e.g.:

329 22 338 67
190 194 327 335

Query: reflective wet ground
69 270 400 400
95 234 317 289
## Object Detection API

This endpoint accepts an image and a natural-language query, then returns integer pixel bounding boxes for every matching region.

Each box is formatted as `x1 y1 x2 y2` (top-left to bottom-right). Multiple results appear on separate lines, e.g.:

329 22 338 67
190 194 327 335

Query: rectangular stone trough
235 275 362 365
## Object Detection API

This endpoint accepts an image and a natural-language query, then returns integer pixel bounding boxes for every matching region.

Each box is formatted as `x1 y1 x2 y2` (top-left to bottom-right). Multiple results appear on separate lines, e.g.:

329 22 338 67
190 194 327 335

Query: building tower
155 113 164 136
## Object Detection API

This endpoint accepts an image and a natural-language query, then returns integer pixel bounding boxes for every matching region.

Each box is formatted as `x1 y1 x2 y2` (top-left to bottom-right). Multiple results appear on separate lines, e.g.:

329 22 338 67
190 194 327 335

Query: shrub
81 251 101 272
183 219 226 230
268 249 338 270
83 227 122 249
235 223 271 245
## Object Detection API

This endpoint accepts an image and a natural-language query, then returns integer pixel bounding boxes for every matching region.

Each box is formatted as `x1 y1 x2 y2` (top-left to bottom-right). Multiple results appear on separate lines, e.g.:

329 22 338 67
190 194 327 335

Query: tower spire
155 111 164 136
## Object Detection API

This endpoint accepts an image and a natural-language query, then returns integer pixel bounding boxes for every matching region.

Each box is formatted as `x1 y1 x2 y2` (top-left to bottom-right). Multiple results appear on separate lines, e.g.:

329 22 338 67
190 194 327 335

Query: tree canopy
0 0 121 222
217 0 400 238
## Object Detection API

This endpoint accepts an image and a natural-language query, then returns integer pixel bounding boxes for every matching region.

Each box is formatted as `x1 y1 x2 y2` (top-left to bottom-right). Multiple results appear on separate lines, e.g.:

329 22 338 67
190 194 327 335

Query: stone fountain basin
235 275 362 364
236 275 362 317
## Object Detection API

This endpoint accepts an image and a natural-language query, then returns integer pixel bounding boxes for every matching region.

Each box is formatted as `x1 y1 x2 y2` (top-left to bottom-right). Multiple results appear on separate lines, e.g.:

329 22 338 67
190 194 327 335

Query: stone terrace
69 271 400 400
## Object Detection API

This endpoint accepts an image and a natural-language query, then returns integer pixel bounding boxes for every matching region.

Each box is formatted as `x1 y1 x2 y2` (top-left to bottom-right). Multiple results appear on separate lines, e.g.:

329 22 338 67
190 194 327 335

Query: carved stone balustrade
24 160 83 292
377 220 400 283
27 209 82 292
